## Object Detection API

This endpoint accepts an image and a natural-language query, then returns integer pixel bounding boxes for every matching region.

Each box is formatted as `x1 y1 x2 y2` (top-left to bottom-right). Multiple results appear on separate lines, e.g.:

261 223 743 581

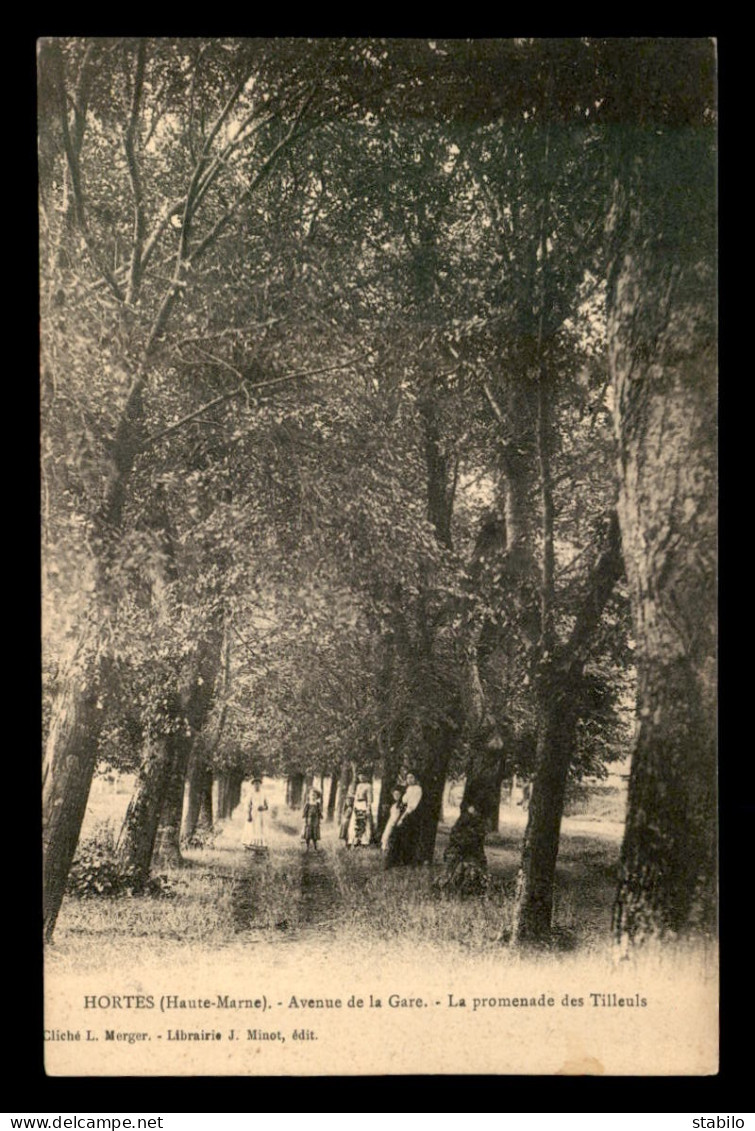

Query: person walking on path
241 777 269 853
301 788 323 852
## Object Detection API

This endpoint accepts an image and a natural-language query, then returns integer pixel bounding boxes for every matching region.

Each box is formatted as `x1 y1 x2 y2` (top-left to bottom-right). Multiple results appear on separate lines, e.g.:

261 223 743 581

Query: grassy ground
50 777 625 972
46 778 718 1079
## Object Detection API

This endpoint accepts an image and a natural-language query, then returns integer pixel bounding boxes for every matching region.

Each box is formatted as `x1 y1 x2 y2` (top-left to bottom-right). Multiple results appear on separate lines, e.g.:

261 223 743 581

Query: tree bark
397 716 459 866
461 732 507 831
335 760 354 824
181 754 202 841
41 43 313 938
607 123 717 946
215 773 231 820
42 652 109 940
153 749 187 869
458 520 516 824
326 770 338 822
460 373 539 826
490 782 503 833
286 773 304 810
116 730 177 885
42 370 147 938
512 513 624 945
154 624 225 867
228 772 243 815
182 756 213 841
197 772 214 830
418 394 455 550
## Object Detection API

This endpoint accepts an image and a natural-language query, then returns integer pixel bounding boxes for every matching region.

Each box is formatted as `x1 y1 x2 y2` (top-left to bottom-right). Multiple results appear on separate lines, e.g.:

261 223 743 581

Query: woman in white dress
384 772 423 868
241 777 269 851
381 787 406 853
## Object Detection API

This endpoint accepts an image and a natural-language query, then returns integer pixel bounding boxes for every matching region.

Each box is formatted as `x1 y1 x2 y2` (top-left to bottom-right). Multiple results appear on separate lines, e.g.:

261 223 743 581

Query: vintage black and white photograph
39 37 717 1076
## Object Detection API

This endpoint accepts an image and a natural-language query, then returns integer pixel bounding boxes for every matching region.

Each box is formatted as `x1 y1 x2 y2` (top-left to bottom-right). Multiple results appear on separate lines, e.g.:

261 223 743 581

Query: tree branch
142 70 171 149
124 40 147 304
191 111 274 215
139 64 264 357
138 200 184 277
51 41 126 302
141 353 367 450
187 87 317 264
480 376 506 427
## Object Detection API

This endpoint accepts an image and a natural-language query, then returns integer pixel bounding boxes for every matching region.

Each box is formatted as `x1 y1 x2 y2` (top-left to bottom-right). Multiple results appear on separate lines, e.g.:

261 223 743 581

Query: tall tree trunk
215 773 231 820
401 716 459 866
42 651 109 940
335 760 354 824
326 770 338 822
461 733 507 831
116 501 182 884
116 484 226 881
228 772 243 815
418 394 455 551
153 749 187 869
181 754 202 842
197 771 214 830
372 634 401 837
607 121 717 947
512 513 624 944
154 623 225 867
116 730 177 886
460 376 538 824
384 400 460 863
286 773 304 810
490 783 503 833
511 692 579 944
43 373 147 939
182 757 213 840
41 39 306 938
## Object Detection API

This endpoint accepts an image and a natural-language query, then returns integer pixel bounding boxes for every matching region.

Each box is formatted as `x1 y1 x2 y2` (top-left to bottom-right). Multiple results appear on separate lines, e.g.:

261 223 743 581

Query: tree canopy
41 37 716 947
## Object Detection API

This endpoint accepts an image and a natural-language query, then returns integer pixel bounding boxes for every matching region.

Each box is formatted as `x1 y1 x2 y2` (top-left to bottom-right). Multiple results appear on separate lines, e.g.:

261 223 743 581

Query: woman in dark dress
384 772 422 868
301 788 323 851
434 802 488 897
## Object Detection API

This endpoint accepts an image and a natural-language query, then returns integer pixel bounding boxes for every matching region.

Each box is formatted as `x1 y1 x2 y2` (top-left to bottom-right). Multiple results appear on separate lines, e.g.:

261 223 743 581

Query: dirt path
227 810 345 935
298 846 341 928
222 800 621 940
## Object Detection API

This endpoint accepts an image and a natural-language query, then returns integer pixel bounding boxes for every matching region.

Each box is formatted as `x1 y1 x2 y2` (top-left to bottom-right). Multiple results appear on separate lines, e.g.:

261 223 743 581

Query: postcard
40 37 718 1076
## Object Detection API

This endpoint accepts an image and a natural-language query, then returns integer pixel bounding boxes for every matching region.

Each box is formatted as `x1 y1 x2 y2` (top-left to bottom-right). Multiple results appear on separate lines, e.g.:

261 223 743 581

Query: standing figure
241 777 269 853
301 789 323 852
338 794 354 842
346 773 374 847
434 801 488 897
384 771 423 868
381 787 406 853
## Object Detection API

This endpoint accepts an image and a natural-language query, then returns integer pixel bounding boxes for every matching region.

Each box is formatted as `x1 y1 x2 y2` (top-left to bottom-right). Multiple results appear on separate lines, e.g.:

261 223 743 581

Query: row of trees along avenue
40 38 716 950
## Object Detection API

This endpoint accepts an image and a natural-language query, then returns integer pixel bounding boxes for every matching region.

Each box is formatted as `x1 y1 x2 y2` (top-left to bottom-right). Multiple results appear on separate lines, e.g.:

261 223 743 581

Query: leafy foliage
66 824 176 898
42 38 707 896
